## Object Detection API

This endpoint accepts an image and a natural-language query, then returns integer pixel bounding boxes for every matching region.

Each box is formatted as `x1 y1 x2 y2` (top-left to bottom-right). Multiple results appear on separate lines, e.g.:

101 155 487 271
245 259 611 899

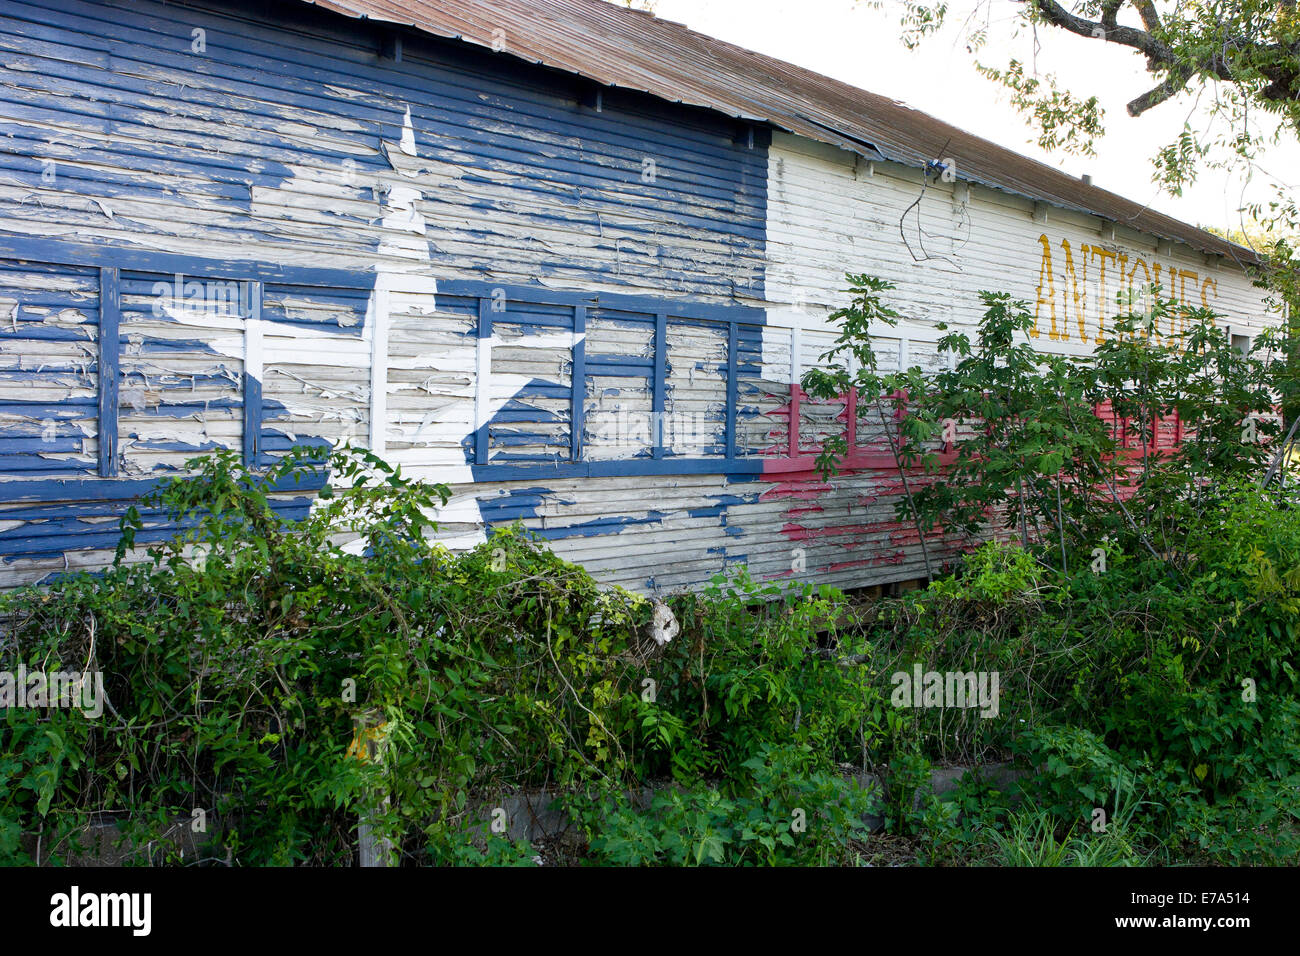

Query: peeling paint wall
0 0 765 295
763 133 1274 348
0 0 768 587
746 131 1280 589
0 0 1283 595
117 272 244 475
0 261 100 477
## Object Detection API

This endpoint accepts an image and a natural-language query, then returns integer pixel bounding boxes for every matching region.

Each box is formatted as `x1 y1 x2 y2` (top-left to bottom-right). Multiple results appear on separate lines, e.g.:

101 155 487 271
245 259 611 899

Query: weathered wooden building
0 0 1278 591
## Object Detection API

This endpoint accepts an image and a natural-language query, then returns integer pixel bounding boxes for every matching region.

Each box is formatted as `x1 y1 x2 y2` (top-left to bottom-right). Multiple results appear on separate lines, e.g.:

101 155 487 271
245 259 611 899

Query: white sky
647 0 1299 234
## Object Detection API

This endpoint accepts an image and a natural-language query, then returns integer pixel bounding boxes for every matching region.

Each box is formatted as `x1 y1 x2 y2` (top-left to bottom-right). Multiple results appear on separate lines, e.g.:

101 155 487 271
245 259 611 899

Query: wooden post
351 710 395 867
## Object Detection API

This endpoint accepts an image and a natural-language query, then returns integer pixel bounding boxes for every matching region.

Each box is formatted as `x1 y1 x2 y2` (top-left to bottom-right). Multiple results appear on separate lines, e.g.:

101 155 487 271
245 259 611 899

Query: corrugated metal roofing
300 0 1262 266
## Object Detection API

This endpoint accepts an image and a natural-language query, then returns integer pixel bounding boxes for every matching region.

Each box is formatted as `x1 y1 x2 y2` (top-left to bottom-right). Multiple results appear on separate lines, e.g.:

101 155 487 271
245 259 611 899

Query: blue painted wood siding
0 0 773 588
0 0 766 299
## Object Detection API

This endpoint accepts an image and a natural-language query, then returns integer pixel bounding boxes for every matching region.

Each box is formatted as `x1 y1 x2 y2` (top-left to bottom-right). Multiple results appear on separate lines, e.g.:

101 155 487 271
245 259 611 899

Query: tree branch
1024 0 1256 115
1026 0 1174 61
1126 63 1194 116
1132 0 1162 34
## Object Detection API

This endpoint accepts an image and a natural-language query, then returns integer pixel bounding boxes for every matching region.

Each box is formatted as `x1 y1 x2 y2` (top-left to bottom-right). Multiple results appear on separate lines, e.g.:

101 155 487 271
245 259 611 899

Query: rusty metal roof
301 0 1261 266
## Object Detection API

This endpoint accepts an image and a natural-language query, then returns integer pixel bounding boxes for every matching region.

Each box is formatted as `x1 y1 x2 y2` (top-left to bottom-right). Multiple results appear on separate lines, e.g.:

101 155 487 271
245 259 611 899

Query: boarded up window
261 282 371 460
582 308 655 461
117 272 247 476
487 300 574 465
0 261 100 477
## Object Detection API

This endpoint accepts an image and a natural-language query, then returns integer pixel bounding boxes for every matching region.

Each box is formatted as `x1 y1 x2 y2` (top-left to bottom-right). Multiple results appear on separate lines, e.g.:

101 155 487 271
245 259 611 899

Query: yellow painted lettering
1032 233 1055 340
1060 239 1088 342
1090 246 1117 343
1200 276 1217 308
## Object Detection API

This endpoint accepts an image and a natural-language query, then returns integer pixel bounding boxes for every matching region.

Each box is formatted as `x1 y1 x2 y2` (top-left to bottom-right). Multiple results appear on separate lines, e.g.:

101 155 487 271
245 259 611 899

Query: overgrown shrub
0 447 887 866
584 743 876 866
802 274 1300 864
859 494 1300 863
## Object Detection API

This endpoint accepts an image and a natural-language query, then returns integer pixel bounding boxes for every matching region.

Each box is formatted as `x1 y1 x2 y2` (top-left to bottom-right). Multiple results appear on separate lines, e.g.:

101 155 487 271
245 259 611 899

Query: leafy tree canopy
871 1 1300 197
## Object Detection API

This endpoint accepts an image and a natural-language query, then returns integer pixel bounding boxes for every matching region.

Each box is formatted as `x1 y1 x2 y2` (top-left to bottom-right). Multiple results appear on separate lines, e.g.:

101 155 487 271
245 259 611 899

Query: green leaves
14 443 884 864
585 743 878 866
815 273 1288 579
976 59 1104 158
